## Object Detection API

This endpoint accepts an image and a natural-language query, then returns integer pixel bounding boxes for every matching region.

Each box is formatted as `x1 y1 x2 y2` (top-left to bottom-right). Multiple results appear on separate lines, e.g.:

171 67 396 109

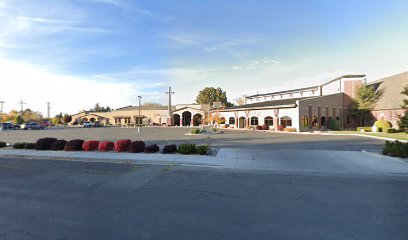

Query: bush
115 139 132 152
384 128 396 133
72 121 78 125
64 139 85 151
190 128 201 134
162 144 177 154
98 141 115 152
382 141 408 158
178 143 197 154
12 142 35 149
329 118 340 130
224 124 230 128
196 145 209 155
277 125 284 131
375 120 392 132
82 140 100 151
262 124 270 130
0 141 6 148
357 127 372 132
50 140 68 151
145 144 159 153
255 125 263 130
284 128 297 132
35 137 58 150
128 140 145 153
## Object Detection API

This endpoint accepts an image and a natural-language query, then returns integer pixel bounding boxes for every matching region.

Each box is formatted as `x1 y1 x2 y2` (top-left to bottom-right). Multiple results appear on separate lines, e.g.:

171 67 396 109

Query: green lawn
332 131 408 140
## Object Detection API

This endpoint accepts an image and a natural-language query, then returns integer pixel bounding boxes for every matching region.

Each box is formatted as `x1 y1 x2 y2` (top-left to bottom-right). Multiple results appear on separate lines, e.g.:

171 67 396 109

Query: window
302 116 308 127
280 116 292 127
220 117 226 124
321 116 326 126
229 117 235 125
264 116 273 126
312 116 318 127
250 116 259 125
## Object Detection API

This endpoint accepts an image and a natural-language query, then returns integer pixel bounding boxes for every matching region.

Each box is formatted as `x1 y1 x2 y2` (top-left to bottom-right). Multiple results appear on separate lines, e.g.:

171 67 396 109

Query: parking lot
0 126 384 151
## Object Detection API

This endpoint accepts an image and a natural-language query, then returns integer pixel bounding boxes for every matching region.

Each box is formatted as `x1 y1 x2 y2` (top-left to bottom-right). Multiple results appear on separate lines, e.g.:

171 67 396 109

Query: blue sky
1 0 408 115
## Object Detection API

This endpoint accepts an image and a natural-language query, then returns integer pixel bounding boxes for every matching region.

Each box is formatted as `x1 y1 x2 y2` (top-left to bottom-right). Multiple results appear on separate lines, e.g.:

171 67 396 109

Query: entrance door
238 117 246 128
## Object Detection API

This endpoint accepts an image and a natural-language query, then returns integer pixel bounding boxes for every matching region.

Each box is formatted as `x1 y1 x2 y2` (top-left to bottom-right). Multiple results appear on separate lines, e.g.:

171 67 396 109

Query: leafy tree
15 115 24 124
63 114 72 124
398 86 408 132
21 109 43 122
195 87 229 106
348 83 383 126
90 103 111 112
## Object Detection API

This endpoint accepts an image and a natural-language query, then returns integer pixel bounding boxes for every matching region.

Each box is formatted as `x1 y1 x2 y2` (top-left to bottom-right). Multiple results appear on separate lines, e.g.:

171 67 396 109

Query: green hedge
13 142 36 149
357 127 372 132
177 144 197 154
196 145 209 155
0 141 6 148
383 141 408 158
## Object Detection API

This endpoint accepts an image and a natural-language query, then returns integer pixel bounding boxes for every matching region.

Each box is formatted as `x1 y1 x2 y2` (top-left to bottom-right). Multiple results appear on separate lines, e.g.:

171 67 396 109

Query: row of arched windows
227 116 292 127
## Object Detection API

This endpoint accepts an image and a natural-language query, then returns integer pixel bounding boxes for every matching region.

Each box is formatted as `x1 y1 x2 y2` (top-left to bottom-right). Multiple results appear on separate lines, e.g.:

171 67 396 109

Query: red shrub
82 140 100 151
115 139 131 152
255 125 263 130
98 141 115 152
277 125 284 131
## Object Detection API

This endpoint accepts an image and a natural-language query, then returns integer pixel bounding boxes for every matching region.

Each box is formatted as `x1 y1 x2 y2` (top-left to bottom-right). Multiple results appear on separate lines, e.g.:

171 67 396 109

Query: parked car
21 122 44 130
92 121 101 127
13 124 21 129
0 123 13 130
83 121 92 128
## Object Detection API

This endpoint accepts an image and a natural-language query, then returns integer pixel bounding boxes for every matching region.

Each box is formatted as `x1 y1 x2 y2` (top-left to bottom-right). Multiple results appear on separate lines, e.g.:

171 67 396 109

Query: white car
83 121 92 128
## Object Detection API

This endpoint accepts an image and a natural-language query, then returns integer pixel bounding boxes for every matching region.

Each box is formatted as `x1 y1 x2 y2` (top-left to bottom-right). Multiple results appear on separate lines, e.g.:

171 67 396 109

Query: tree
143 102 162 107
63 114 72 124
21 109 43 122
398 85 408 132
15 115 24 124
348 83 383 126
90 103 111 112
196 87 229 106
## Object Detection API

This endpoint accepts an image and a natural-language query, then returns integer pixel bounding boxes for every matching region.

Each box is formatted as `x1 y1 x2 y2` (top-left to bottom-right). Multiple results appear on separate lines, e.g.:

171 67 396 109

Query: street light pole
0 101 4 124
138 96 142 133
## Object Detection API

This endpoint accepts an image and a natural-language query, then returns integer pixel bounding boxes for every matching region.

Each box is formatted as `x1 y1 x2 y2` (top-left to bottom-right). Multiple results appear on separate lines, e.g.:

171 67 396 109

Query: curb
361 149 408 162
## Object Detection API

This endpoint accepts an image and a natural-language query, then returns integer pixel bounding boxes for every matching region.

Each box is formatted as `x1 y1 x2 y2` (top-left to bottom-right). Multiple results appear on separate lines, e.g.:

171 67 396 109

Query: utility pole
138 96 142 133
165 86 175 126
46 102 51 119
0 101 4 124
18 100 26 112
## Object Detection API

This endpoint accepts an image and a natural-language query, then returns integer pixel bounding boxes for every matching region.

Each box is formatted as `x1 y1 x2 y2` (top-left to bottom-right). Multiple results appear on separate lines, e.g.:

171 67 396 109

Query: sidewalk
1 148 408 177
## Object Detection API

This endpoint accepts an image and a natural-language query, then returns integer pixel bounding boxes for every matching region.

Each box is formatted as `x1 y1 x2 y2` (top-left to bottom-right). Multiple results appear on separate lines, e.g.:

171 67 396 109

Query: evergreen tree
398 86 408 132
15 115 24 124
348 83 383 126
196 87 229 106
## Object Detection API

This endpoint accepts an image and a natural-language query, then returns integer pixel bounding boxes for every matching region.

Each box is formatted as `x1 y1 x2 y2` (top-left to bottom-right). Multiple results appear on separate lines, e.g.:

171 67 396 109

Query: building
368 71 408 128
70 104 208 127
214 75 366 132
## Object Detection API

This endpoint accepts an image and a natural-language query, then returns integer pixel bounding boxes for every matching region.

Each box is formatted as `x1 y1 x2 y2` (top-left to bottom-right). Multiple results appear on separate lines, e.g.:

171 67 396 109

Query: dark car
21 122 43 130
0 123 13 130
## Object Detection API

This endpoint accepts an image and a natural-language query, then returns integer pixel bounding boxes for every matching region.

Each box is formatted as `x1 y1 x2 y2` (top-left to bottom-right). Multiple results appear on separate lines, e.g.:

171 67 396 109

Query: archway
264 116 273 126
238 117 246 128
182 111 192 126
193 113 202 126
173 114 180 126
229 117 235 125
280 116 292 128
321 116 326 127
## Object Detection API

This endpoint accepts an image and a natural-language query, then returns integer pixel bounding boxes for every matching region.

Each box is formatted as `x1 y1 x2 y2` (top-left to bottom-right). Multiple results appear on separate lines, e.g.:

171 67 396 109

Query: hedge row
383 141 408 158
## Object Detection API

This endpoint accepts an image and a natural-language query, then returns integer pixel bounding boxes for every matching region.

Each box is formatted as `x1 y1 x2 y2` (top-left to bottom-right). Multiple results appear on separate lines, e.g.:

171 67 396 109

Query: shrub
0 141 6 148
382 141 408 158
115 139 132 152
64 139 85 151
128 140 145 153
24 143 36 149
284 128 297 132
196 145 209 155
98 141 115 152
178 143 197 154
190 128 201 134
72 121 78 125
255 125 263 130
51 140 68 151
384 128 396 133
329 118 340 130
375 120 392 132
13 142 27 149
262 124 270 130
35 137 58 150
277 125 284 131
145 144 160 153
162 144 177 154
224 124 230 128
357 127 372 132
82 140 100 151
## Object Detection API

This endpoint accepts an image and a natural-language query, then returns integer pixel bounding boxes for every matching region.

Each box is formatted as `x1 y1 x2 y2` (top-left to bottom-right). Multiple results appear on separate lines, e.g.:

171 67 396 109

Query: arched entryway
238 117 246 128
173 114 180 126
182 111 192 126
193 113 202 126
321 116 326 127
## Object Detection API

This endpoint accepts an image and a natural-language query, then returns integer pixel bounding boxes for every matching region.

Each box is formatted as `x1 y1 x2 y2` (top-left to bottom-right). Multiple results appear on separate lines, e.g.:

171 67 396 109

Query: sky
1 0 408 116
